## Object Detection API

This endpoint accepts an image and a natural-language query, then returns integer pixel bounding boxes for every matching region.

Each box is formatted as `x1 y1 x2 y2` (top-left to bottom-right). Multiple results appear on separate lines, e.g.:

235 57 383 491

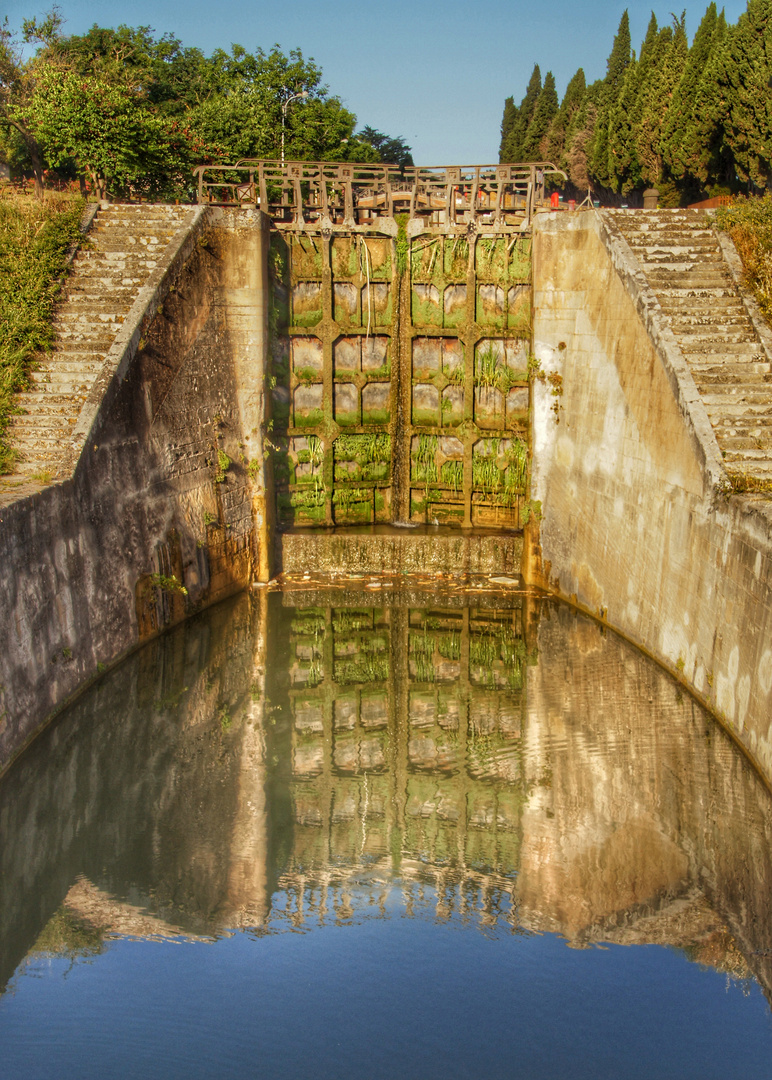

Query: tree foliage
498 2 772 203
0 15 414 199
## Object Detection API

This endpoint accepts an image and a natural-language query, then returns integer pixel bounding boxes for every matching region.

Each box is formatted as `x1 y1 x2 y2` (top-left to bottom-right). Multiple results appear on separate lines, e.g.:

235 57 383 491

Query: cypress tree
565 79 603 191
545 67 586 165
605 8 632 93
503 64 541 162
522 71 559 159
636 13 688 188
687 8 730 189
607 14 662 194
661 3 723 192
591 10 632 189
711 0 772 189
499 96 517 163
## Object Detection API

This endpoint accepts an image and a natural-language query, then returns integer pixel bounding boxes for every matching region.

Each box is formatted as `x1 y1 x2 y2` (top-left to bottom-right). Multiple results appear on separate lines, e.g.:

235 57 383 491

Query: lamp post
281 90 308 166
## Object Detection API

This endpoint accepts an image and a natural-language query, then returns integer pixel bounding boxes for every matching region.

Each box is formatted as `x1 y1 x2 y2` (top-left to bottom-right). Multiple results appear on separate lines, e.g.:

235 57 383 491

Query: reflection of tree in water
1 590 771 1006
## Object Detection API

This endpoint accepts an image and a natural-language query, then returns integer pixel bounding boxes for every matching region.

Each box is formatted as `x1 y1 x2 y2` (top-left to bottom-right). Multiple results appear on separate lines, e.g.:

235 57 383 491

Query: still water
1 585 772 1079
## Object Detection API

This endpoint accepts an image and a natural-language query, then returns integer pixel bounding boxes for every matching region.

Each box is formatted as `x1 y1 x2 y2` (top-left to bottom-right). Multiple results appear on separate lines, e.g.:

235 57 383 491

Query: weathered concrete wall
0 208 271 770
527 211 772 783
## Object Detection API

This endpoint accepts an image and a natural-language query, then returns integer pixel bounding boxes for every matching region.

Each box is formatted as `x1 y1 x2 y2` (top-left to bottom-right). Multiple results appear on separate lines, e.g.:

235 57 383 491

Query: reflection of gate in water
277 596 537 928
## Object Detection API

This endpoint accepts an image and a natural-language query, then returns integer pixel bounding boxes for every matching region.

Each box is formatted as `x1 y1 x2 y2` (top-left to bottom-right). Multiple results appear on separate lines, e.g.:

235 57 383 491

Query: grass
715 195 772 325
473 438 528 506
335 432 391 464
727 471 772 495
440 459 463 493
412 434 439 486
474 345 518 393
335 655 389 683
0 189 85 473
472 448 503 495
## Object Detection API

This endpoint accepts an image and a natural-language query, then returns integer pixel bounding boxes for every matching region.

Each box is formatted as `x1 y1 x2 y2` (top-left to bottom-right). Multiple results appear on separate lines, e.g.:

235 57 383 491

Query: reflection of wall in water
0 593 272 993
520 605 772 997
3 590 772 1007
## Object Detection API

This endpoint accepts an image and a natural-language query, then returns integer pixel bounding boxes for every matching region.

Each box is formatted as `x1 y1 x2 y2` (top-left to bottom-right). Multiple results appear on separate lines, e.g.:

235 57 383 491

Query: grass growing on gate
0 189 84 473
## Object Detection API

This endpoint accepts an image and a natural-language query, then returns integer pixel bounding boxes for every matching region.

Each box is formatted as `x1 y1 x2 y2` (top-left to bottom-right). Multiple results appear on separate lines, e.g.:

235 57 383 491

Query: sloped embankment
610 209 772 482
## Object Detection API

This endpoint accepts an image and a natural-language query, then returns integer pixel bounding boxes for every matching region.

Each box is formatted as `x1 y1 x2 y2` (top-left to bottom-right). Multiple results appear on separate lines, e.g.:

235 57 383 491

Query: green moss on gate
294 408 326 428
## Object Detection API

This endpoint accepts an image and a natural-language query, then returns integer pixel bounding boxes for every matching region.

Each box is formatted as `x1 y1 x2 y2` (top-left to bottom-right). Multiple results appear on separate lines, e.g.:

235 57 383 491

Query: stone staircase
5 202 192 485
609 208 772 480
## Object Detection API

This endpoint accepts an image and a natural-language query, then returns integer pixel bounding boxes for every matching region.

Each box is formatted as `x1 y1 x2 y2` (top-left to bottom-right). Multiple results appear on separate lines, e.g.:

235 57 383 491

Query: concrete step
700 385 772 405
642 263 725 277
719 433 772 449
14 389 88 407
647 272 733 289
723 448 772 462
31 355 105 372
50 334 116 351
692 362 772 379
677 329 758 346
658 294 745 309
669 314 750 330
706 405 772 421
9 413 78 433
54 312 125 328
656 286 739 300
681 342 766 359
71 253 165 271
87 234 178 253
56 297 136 314
24 378 94 395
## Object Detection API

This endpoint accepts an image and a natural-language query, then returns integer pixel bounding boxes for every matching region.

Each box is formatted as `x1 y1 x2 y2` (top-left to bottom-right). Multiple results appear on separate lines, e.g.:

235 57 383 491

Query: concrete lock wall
0 208 272 770
526 211 772 783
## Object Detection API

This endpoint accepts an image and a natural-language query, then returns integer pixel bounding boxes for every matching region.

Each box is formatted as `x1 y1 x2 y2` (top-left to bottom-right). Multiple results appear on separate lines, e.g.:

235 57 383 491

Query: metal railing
193 160 568 229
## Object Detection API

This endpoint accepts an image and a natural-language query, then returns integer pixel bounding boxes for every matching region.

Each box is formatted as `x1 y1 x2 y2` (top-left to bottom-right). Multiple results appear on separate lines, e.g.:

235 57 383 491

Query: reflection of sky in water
1 589 772 1078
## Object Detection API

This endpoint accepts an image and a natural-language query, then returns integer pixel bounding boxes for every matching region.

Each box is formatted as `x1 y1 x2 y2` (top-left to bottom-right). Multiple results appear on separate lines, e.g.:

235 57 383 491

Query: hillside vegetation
500 0 772 205
0 188 83 472
716 196 772 324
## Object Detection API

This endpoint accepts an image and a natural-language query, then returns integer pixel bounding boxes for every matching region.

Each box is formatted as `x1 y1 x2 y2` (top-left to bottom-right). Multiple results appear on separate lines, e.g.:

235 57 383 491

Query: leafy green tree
189 45 357 162
51 23 212 114
23 66 181 198
0 11 64 196
354 127 414 167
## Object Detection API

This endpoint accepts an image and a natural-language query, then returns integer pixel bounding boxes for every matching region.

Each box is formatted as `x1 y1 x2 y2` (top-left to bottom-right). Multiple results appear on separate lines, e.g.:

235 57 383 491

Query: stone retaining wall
0 208 271 771
527 211 772 784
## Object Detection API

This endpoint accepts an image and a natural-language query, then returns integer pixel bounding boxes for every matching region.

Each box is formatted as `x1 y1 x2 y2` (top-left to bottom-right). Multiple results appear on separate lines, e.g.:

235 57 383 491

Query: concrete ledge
278 527 523 577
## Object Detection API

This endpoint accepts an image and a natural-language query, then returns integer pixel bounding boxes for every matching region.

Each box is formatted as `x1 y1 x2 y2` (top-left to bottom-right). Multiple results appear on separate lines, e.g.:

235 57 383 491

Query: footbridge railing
193 160 567 231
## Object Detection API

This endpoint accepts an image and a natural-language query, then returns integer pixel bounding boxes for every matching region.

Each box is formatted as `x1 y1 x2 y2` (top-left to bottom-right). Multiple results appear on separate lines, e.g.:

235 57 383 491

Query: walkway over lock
194 160 567 232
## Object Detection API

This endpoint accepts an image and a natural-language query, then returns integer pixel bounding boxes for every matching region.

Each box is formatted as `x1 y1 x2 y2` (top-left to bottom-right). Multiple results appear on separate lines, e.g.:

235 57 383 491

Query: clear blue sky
5 0 751 164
